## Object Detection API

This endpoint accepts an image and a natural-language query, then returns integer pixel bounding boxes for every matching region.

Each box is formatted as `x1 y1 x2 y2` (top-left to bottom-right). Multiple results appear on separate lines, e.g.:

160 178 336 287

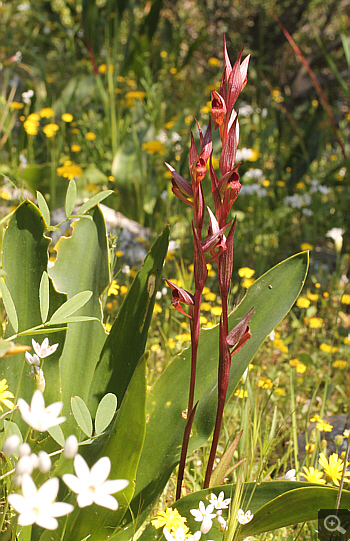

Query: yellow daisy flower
0 379 15 411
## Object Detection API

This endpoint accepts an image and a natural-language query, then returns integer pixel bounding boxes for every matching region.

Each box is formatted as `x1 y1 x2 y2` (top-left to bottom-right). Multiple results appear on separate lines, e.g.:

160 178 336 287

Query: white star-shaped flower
32 338 58 359
237 509 254 525
18 390 65 432
8 475 73 530
190 501 216 534
62 454 129 510
208 491 231 510
25 352 40 366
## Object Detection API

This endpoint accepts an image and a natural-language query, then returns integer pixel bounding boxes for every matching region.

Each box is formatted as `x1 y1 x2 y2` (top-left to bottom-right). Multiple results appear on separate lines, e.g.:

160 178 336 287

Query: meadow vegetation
0 0 349 539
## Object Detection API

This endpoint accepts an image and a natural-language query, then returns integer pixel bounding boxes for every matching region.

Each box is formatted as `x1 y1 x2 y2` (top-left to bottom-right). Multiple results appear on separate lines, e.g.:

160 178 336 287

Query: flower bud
16 455 33 475
19 443 31 457
30 453 39 469
321 439 328 450
35 367 45 393
64 434 78 459
217 515 227 531
335 435 343 448
38 451 52 473
2 434 20 456
284 468 296 481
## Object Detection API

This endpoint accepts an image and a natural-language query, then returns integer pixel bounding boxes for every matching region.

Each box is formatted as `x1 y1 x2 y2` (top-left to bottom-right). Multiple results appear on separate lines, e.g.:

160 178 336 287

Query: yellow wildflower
307 292 318 301
125 91 146 102
319 452 350 486
301 243 313 251
204 292 216 301
323 292 329 298
238 267 255 278
320 343 339 353
332 360 347 369
274 387 286 396
115 250 124 257
164 121 175 130
168 338 175 349
23 114 40 135
289 358 299 367
175 333 191 342
296 297 310 308
85 131 96 141
296 362 306 374
62 113 73 122
108 281 119 296
316 420 333 432
309 317 323 329
248 149 259 162
56 161 83 180
341 294 350 305
300 466 325 484
10 101 24 110
211 306 222 316
208 57 220 67
42 123 59 138
71 128 81 134
160 50 168 58
0 379 15 411
151 508 188 533
235 388 248 398
142 140 166 155
39 107 54 118
120 285 128 295
170 68 177 74
71 144 81 152
258 377 273 389
310 414 322 422
271 89 284 103
277 180 285 187
273 338 288 353
153 303 162 314
241 278 255 289
305 443 315 454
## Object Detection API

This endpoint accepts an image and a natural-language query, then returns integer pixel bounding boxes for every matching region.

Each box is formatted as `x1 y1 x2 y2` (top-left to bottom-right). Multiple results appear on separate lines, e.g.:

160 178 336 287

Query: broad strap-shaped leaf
88 225 169 416
63 354 147 541
2 200 66 433
116 252 308 536
49 206 109 436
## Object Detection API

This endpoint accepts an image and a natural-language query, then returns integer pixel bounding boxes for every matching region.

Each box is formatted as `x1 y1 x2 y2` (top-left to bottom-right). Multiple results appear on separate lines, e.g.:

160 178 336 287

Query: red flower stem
176 287 202 500
203 288 229 488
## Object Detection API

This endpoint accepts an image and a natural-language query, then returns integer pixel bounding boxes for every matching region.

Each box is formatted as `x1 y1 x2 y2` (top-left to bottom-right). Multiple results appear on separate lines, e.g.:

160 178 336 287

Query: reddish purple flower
164 279 195 319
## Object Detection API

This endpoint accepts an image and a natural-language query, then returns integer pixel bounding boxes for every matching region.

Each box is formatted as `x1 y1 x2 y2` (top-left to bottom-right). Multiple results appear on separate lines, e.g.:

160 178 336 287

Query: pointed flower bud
211 90 226 130
164 279 195 319
227 308 254 356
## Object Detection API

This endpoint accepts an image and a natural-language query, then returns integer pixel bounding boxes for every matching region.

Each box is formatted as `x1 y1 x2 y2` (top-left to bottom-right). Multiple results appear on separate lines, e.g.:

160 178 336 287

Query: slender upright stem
176 288 202 500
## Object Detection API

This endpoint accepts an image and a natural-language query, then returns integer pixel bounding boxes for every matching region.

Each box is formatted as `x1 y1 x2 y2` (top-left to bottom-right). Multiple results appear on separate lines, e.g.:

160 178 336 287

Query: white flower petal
94 493 118 510
49 502 74 517
77 492 94 508
74 454 91 480
100 478 129 495
17 510 36 526
8 494 27 514
35 514 58 530
90 456 111 484
62 473 85 494
38 477 59 503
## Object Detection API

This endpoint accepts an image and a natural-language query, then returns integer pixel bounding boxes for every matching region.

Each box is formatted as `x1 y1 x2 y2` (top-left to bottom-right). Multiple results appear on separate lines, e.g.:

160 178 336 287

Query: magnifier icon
324 514 346 535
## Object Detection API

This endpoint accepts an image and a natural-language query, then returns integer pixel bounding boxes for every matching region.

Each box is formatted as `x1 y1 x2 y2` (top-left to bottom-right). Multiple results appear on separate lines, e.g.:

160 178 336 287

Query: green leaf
209 430 242 487
64 354 147 541
0 278 18 333
71 395 93 438
242 486 350 539
95 393 117 435
47 424 65 447
49 206 109 436
88 225 169 416
36 191 50 227
1 200 66 433
49 291 92 322
78 190 114 215
39 271 50 323
121 252 309 531
65 179 77 218
46 316 98 324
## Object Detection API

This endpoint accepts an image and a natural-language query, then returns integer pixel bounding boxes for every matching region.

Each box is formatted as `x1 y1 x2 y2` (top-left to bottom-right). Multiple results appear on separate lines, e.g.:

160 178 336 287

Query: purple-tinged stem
176 288 203 500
